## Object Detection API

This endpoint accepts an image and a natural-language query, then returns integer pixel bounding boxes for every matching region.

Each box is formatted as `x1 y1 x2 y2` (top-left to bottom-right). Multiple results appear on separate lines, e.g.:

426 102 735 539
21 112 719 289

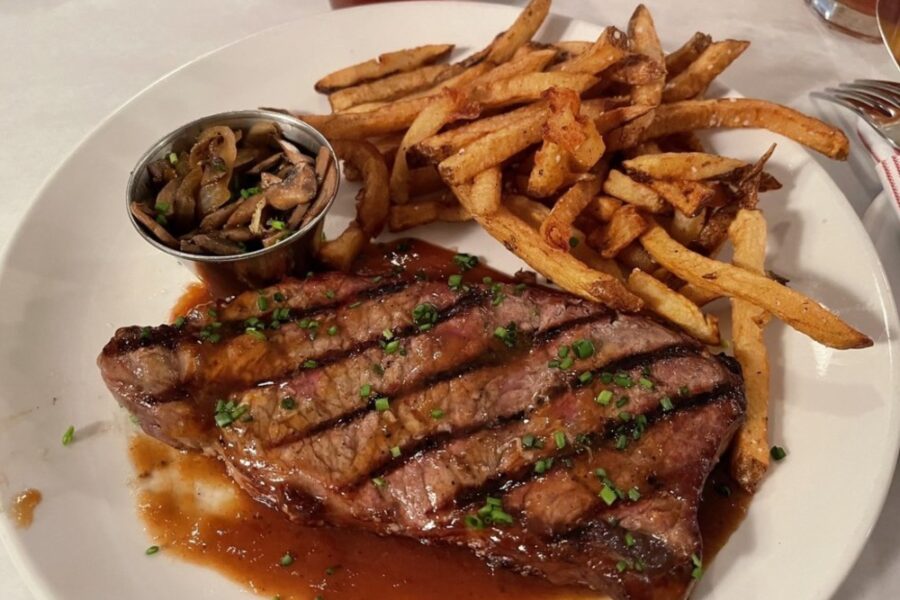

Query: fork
811 79 900 151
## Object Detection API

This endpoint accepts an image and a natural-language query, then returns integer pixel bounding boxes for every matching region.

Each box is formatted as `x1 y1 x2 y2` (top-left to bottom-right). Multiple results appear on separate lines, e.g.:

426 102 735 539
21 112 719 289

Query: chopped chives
374 397 390 412
325 290 335 299
616 560 629 573
390 446 401 458
600 372 613 384
412 303 439 331
559 356 574 370
691 554 703 580
553 431 566 449
448 274 463 290
534 458 553 474
596 390 613 406
327 325 338 336
62 425 75 446
465 514 484 529
384 340 400 354
625 532 635 547
173 316 185 329
359 384 372 397
167 152 178 164
431 408 445 419
615 434 628 450
281 396 296 410
577 371 593 384
140 326 151 340
246 328 266 340
521 434 538 449
568 236 580 248
557 345 570 358
302 359 318 369
627 487 641 501
145 545 160 555
257 296 269 311
660 396 674 411
453 253 479 272
618 411 632 422
638 377 655 390
613 373 634 388
280 552 294 567
273 292 286 302
599 485 618 506
616 396 629 408
372 476 386 488
770 446 787 461
571 339 595 359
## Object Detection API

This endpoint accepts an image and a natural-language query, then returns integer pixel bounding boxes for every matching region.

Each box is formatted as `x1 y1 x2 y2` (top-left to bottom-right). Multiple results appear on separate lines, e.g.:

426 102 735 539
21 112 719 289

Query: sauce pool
10 489 42 529
145 238 751 599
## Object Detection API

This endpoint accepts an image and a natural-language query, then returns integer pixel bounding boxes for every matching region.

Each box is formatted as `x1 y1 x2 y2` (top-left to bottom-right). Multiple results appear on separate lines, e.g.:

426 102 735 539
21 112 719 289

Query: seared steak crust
99 270 744 600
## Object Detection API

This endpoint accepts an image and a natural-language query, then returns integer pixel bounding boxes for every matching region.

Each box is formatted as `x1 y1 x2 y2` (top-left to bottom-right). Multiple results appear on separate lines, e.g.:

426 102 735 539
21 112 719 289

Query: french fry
484 0 552 64
540 177 603 249
505 194 623 279
388 198 471 232
551 27 628 75
594 204 650 258
605 55 667 85
301 63 491 139
623 152 746 180
438 110 546 185
315 44 454 92
472 72 598 109
618 243 657 272
648 180 714 216
589 104 654 134
452 190 640 309
331 139 390 237
663 40 750 102
318 222 369 271
470 48 558 88
527 140 570 197
613 5 665 147
544 88 606 170
408 166 445 196
643 99 850 159
627 269 720 344
678 282 722 306
585 195 623 222
466 167 502 216
640 223 873 349
603 170 668 213
553 41 592 58
412 102 548 165
390 89 479 203
665 32 712 79
728 209 772 492
329 64 457 112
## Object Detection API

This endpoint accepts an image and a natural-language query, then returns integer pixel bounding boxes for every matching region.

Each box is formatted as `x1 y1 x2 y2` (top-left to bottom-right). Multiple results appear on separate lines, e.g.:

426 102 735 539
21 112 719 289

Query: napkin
857 118 900 219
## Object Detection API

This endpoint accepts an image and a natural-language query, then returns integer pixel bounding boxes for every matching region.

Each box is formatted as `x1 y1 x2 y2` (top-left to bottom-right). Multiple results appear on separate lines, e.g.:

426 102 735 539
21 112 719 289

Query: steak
99 266 744 600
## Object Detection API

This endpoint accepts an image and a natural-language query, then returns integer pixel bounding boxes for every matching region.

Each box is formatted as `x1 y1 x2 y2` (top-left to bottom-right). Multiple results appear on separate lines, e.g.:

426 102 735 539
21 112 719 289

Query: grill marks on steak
99 272 745 600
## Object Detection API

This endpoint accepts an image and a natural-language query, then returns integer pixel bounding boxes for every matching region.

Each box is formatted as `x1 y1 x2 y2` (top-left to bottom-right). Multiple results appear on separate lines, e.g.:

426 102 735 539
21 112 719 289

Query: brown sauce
169 282 214 321
143 238 751 599
10 489 42 529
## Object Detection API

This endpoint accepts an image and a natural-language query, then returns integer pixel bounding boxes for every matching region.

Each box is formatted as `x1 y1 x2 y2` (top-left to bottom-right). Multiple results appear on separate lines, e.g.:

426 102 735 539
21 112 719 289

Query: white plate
0 3 897 599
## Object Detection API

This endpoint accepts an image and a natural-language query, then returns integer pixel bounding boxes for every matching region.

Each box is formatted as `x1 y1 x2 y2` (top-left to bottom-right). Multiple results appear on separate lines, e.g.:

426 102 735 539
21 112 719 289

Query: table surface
0 1 897 598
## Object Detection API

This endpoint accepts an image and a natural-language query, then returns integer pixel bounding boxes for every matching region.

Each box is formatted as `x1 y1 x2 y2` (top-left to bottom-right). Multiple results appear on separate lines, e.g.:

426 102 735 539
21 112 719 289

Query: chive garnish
553 431 566 449
627 487 641 501
613 373 634 388
325 290 335 299
691 554 703 580
372 476 386 488
62 425 75 446
431 408 445 419
595 390 613 406
384 340 400 354
246 328 266 340
625 532 635 547
412 303 439 331
281 396 295 410
280 552 294 567
302 359 318 369
559 356 574 370
638 377 655 390
173 316 185 329
390 446 401 458
374 397 390 412
534 458 553 474
145 545 160 555
660 396 674 411
568 236 580 248
257 295 268 311
571 339 595 359
599 485 618 506
770 446 787 461
167 152 178 164
359 384 372 397
453 253 479 271
448 274 464 290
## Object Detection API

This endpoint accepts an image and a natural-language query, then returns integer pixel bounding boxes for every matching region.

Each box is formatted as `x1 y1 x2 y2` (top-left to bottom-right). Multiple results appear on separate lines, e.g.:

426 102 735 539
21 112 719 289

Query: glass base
808 0 881 40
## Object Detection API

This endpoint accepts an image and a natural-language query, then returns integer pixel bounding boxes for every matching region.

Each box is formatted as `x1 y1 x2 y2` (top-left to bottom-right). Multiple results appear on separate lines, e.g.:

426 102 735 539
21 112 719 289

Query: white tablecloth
0 1 896 598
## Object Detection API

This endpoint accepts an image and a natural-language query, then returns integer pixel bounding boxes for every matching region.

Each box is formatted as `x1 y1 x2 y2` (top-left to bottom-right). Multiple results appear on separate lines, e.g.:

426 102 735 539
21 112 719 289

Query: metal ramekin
126 109 338 297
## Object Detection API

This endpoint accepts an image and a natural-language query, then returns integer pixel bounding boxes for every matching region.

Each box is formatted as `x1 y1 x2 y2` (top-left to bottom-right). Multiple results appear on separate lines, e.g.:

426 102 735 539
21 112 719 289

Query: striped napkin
858 119 900 220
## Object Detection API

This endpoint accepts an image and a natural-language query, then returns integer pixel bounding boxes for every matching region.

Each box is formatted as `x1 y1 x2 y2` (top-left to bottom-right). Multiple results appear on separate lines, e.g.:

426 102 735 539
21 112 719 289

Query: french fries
603 170 668 213
728 209 772 492
623 152 746 180
540 177 603 249
329 64 456 112
301 2 872 501
663 40 749 102
640 223 872 349
315 44 454 92
627 268 720 344
644 99 851 159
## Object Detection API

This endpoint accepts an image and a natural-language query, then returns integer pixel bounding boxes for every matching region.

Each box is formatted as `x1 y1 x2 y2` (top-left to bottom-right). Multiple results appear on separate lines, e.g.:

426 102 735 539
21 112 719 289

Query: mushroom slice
262 230 292 248
245 121 279 147
174 167 201 231
249 198 267 236
188 233 243 255
225 195 266 229
147 159 178 184
220 227 256 242
314 146 332 185
278 139 314 166
234 147 263 170
248 152 284 175
265 162 318 210
180 239 205 254
193 127 238 215
301 160 338 227
155 179 178 217
287 203 311 229
130 202 178 248
198 201 240 231
260 172 283 189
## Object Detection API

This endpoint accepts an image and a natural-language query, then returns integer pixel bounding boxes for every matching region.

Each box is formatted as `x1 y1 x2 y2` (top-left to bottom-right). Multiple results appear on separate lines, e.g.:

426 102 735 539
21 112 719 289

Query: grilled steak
99 261 744 600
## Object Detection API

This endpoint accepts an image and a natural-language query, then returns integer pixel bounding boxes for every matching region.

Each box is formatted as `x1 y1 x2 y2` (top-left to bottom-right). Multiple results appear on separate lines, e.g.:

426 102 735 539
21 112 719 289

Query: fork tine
810 90 879 129
827 87 895 116
840 82 900 109
853 79 900 98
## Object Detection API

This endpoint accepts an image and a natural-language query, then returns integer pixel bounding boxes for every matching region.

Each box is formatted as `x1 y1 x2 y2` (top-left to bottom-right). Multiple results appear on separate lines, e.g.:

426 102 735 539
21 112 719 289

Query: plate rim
0 3 897 599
